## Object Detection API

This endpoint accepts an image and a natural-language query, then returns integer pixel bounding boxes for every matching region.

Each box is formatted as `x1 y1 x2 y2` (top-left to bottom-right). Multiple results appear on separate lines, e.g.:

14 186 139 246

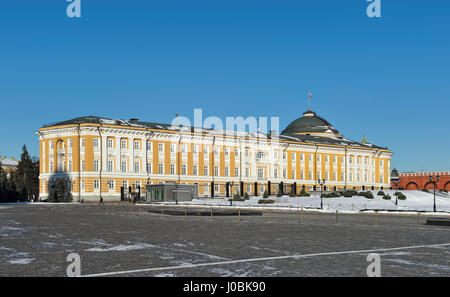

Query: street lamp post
392 180 399 206
318 179 326 210
429 175 440 212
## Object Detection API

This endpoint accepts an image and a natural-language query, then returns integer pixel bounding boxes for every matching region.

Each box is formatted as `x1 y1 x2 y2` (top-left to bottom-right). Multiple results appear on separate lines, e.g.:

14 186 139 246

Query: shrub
382 194 391 200
258 199 275 204
321 192 341 198
232 194 245 201
263 190 269 198
397 192 407 200
359 191 374 199
421 189 429 193
377 191 385 196
289 189 296 197
299 189 310 197
341 189 358 197
277 190 283 197
244 192 249 200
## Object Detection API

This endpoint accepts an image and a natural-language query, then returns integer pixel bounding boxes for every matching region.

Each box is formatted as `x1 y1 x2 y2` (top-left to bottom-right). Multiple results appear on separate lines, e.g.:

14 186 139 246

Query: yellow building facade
37 110 392 202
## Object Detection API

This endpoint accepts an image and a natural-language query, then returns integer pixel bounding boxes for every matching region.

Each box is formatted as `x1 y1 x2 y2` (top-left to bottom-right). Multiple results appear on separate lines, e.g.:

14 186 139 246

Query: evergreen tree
48 178 72 202
14 145 39 201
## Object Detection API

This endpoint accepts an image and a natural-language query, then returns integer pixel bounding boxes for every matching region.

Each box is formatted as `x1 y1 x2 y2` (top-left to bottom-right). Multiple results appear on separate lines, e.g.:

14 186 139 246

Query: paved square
1 203 450 277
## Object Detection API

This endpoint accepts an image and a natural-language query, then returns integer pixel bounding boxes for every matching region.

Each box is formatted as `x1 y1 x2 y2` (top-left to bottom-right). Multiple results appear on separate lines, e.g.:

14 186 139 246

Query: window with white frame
94 179 100 190
134 140 140 150
81 139 85 148
170 164 175 175
235 167 239 177
68 139 72 149
93 138 99 148
134 161 139 173
107 160 113 172
274 169 278 179
245 168 250 177
283 169 287 179
122 180 128 189
81 160 85 172
291 170 295 179
193 165 198 176
204 165 209 176
224 166 229 177
308 171 313 180
120 161 127 172
224 148 229 157
68 160 72 172
147 162 152 173
108 139 114 148
147 141 152 151
158 163 164 174
109 179 114 190
300 170 304 180
121 139 127 149
158 143 164 152
193 145 198 155
182 165 187 175
170 143 175 153
214 166 219 176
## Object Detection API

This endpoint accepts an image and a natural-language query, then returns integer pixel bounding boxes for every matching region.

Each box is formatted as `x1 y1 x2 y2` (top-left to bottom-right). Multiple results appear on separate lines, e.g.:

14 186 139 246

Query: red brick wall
392 172 450 191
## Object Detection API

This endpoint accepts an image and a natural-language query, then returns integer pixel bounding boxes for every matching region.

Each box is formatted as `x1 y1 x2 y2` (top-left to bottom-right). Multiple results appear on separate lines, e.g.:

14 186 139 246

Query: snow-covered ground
174 190 450 215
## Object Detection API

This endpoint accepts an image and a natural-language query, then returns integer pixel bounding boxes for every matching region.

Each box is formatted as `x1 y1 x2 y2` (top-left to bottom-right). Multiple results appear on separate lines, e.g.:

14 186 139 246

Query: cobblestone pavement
1 203 450 277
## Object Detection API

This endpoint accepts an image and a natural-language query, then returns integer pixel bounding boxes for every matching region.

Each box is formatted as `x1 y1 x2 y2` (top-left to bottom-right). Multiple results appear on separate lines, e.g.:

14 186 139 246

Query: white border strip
81 242 450 277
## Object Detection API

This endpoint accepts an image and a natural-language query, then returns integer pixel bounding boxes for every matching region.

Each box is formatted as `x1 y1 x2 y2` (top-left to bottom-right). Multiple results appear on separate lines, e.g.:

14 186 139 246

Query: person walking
99 196 104 206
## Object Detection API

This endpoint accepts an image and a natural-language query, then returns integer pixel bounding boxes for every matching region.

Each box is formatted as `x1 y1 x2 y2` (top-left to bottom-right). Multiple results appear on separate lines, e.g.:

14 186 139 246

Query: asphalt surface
1 203 450 277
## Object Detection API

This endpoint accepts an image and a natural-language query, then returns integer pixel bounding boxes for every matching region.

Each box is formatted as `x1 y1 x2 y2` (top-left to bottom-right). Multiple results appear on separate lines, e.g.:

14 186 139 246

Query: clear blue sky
0 0 449 172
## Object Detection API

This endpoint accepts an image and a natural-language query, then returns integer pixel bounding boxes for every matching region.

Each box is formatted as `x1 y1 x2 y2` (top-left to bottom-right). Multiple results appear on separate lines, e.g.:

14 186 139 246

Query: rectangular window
93 138 99 148
291 170 295 179
283 152 287 160
122 180 128 189
283 170 287 179
147 142 152 151
68 139 72 149
94 179 99 190
224 166 229 177
81 139 85 148
170 164 175 175
204 165 209 176
193 165 198 176
309 154 313 162
292 153 296 162
224 148 229 156
158 164 164 174
68 160 72 172
108 139 114 148
246 168 250 177
300 153 304 161
182 165 187 175
214 166 219 176
107 160 113 172
193 145 198 154
274 169 278 179
134 140 140 150
109 180 114 190
147 163 152 173
235 167 239 177
121 139 127 149
81 160 85 172
81 179 85 190
204 146 209 155
300 170 304 180
50 140 54 150
121 161 127 173
214 147 219 156
93 160 99 172
308 172 313 180
134 161 139 173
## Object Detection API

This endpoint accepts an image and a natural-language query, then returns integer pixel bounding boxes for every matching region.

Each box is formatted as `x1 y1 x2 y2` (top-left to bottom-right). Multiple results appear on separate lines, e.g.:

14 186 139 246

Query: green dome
281 111 341 137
